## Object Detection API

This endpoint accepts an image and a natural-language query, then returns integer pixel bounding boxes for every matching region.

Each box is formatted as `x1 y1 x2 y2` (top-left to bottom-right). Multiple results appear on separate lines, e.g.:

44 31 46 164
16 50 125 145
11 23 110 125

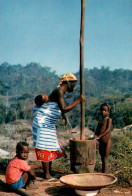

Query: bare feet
47 178 58 182
26 182 38 189
45 174 54 180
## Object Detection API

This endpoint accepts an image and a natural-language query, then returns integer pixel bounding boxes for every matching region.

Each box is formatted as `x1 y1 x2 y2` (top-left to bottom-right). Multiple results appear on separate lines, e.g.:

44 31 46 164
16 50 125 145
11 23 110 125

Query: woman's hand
80 94 85 102
95 135 99 140
62 113 67 126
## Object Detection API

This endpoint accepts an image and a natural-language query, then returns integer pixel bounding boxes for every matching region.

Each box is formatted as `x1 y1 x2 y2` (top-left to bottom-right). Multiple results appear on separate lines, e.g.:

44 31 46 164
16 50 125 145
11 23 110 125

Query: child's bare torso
96 117 111 143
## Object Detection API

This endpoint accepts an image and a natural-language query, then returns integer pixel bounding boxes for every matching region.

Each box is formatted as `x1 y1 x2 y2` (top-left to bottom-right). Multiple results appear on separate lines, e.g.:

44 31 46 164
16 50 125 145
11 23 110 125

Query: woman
32 73 85 180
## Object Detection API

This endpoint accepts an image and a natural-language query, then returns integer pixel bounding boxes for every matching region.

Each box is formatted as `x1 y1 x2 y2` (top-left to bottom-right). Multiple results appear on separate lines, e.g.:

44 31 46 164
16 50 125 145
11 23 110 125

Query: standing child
95 103 112 173
5 141 36 190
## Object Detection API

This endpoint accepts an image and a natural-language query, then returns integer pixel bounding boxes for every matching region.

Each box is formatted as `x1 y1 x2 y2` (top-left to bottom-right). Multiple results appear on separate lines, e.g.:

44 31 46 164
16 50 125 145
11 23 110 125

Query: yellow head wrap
59 73 77 86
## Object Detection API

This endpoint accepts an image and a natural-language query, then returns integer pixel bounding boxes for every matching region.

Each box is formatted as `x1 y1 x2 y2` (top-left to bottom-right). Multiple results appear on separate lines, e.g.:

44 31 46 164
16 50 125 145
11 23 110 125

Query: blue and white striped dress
32 102 61 151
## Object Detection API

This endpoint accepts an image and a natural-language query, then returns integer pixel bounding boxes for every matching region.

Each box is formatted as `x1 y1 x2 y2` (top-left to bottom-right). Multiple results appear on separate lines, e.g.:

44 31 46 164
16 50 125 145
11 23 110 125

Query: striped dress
32 102 61 152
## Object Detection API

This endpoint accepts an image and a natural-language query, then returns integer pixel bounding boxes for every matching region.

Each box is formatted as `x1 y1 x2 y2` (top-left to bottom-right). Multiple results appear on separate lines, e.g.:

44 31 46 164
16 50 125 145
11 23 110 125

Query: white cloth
32 102 61 151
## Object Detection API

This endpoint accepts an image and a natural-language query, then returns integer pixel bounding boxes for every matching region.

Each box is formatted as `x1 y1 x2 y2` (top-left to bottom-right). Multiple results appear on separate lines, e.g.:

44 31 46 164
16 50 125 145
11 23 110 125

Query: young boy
5 141 36 190
95 103 112 173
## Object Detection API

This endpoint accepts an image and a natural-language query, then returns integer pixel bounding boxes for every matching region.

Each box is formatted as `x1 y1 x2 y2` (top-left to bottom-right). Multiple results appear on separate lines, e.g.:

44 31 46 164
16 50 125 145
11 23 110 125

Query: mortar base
75 189 99 196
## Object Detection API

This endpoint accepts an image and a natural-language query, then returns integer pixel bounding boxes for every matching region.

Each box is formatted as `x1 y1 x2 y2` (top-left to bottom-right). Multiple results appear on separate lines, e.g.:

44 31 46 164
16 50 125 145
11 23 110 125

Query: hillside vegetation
0 62 132 129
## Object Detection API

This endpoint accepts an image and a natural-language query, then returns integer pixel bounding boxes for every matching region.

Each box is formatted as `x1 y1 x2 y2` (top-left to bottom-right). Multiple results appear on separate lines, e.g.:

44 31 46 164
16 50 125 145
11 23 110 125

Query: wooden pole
70 2 96 173
80 0 85 140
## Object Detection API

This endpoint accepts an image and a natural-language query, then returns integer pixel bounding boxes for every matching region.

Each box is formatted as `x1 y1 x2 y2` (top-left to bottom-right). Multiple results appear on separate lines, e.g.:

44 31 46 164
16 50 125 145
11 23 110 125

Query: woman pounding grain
32 73 85 180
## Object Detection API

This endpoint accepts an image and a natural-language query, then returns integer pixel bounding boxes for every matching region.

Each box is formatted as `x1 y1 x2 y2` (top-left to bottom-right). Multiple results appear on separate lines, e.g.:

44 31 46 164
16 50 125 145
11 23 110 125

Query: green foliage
0 62 59 97
67 94 132 129
112 101 132 128
95 132 132 185
0 80 10 95
0 64 132 98
0 159 10 174
5 110 16 123
110 133 132 185
0 103 6 123
0 64 132 128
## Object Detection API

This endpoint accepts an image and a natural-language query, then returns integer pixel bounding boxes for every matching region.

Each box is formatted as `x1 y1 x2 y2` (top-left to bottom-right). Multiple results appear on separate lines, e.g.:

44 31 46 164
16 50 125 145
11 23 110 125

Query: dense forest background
0 62 132 130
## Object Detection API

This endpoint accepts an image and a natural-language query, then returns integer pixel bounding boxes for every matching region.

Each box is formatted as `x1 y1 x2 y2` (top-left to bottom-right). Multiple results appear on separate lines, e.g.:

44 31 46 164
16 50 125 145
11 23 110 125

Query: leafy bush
0 159 10 174
95 132 132 185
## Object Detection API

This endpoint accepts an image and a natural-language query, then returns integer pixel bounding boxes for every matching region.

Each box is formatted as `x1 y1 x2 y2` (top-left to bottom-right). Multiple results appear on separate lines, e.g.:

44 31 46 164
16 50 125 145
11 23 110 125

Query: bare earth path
0 174 132 196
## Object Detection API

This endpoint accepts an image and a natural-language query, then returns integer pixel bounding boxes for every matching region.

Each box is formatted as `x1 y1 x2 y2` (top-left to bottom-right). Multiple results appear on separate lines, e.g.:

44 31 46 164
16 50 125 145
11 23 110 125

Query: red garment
5 157 31 184
35 147 66 162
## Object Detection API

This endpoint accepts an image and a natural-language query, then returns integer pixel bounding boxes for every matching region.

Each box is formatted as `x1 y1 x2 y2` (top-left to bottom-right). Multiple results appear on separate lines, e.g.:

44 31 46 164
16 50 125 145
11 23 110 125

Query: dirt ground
0 151 131 196
0 173 132 196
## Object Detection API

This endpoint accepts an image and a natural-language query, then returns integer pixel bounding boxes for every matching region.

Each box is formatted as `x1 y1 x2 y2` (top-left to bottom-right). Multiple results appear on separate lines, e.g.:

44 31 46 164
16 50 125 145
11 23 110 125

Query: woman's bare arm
49 87 85 113
57 88 85 113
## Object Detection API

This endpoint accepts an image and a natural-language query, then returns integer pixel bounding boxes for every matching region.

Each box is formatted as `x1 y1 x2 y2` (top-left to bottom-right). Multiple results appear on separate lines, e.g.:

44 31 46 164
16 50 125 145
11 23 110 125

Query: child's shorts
8 176 25 190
